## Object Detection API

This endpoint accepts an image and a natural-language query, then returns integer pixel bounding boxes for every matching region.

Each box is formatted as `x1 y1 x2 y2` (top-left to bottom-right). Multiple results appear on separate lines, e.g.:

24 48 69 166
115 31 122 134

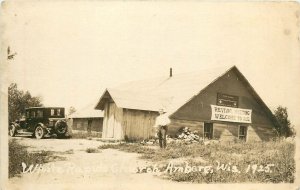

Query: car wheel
55 120 67 137
9 125 16 137
35 126 45 139
57 133 66 139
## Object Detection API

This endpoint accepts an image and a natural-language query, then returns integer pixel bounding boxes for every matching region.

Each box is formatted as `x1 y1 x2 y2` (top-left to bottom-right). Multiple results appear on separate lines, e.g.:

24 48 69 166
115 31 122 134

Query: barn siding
171 69 276 141
172 69 274 126
123 109 158 140
168 119 204 137
102 102 108 138
102 102 123 139
247 124 276 141
72 118 103 132
213 123 239 141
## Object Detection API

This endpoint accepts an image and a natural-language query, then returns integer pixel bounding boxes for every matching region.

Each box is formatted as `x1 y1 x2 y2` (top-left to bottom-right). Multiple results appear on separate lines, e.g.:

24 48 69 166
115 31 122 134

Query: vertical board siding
123 109 157 140
102 102 108 138
102 102 123 139
106 102 114 138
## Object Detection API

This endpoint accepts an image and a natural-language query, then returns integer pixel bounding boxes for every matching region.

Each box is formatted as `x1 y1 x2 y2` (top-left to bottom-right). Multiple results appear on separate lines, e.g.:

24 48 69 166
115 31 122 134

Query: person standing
154 109 171 149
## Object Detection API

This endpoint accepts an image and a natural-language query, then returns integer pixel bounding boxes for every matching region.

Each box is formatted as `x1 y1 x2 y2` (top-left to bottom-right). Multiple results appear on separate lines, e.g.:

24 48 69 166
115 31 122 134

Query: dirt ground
7 136 193 190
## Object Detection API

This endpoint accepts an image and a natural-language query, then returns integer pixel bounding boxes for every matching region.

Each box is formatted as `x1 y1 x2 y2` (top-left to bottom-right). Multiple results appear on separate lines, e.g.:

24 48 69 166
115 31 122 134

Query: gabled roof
95 65 280 128
70 103 104 118
95 65 237 115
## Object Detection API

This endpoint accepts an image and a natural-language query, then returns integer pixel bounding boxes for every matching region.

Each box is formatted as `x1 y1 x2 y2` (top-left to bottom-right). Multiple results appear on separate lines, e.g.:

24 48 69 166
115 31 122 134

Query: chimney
169 67 172 77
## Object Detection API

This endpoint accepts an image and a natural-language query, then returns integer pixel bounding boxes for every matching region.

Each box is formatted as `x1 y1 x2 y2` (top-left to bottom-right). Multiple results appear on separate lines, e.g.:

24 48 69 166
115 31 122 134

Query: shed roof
95 65 239 115
70 103 104 118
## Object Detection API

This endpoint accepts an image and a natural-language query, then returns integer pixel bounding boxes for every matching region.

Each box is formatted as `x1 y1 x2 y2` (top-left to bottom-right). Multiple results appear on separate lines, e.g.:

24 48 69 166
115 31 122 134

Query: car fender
10 122 20 129
36 123 46 128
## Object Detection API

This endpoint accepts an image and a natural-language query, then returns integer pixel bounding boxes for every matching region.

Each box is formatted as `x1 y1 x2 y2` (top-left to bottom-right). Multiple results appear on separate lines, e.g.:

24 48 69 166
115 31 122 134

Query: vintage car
9 107 68 139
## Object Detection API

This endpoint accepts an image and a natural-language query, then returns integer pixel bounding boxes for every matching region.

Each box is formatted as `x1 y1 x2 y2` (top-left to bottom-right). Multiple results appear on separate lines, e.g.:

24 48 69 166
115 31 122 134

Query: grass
85 147 101 153
165 141 295 183
64 149 74 154
98 140 295 183
8 139 62 178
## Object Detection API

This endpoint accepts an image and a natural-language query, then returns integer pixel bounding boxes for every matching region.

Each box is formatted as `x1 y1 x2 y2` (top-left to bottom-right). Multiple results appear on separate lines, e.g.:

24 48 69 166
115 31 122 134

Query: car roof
25 107 65 110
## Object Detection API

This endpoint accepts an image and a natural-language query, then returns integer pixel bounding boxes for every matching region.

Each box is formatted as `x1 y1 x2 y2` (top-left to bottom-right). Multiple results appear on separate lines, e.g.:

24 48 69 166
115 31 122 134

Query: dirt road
7 137 186 190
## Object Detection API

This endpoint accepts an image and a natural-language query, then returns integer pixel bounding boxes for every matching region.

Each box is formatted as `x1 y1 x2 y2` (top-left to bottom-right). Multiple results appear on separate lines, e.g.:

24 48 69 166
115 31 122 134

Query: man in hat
154 108 171 148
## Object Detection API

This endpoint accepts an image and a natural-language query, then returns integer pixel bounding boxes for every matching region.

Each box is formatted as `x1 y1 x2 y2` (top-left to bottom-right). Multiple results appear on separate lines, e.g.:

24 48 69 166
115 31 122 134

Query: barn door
106 102 115 138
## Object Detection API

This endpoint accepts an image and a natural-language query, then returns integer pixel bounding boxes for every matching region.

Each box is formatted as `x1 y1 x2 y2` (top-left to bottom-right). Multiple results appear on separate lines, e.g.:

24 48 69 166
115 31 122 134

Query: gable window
204 122 213 139
239 126 248 141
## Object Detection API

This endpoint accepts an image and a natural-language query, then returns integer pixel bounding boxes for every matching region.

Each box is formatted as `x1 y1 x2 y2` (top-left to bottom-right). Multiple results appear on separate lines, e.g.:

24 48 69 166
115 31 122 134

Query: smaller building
69 104 104 133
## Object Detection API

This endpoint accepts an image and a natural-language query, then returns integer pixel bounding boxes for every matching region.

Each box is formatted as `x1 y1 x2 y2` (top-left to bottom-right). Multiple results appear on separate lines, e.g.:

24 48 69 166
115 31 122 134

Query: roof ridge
95 65 237 112
114 65 235 91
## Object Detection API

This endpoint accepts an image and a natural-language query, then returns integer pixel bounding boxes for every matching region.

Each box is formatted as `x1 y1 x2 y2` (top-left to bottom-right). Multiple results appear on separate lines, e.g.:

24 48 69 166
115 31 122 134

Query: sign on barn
211 105 252 123
217 93 239 107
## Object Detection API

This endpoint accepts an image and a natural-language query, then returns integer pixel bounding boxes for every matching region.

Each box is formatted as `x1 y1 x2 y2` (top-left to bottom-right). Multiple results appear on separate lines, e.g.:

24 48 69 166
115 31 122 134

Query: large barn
95 66 278 141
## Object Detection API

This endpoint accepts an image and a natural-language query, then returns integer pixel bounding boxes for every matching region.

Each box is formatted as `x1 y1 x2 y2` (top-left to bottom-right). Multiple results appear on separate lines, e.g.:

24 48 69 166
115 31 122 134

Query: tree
274 106 295 137
8 83 43 122
68 106 77 116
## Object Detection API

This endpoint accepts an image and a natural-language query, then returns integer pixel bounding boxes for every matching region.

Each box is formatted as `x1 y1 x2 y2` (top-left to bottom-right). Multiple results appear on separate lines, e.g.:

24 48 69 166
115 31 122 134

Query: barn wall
168 119 204 137
102 102 108 138
247 124 276 141
102 102 123 139
213 123 239 141
72 118 103 132
123 109 158 140
171 69 276 141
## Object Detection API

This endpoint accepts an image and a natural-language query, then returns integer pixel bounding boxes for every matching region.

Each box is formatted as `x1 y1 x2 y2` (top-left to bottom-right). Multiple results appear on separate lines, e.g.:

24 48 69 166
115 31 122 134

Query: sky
1 1 300 125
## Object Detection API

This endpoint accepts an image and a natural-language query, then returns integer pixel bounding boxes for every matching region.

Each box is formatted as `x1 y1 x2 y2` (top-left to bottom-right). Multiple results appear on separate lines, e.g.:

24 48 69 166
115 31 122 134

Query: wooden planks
123 109 157 140
168 119 204 137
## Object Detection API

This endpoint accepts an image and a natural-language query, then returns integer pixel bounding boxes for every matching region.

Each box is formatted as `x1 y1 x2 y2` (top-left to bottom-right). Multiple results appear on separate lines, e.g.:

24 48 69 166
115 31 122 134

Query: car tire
9 124 16 137
57 133 66 139
35 126 45 139
55 120 67 137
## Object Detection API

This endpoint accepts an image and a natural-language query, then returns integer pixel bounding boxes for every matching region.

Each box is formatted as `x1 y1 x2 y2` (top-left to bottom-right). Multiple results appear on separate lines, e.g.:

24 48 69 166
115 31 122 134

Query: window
37 110 43 118
239 126 248 140
51 109 55 116
31 111 36 118
26 111 30 118
57 109 61 116
204 123 213 139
